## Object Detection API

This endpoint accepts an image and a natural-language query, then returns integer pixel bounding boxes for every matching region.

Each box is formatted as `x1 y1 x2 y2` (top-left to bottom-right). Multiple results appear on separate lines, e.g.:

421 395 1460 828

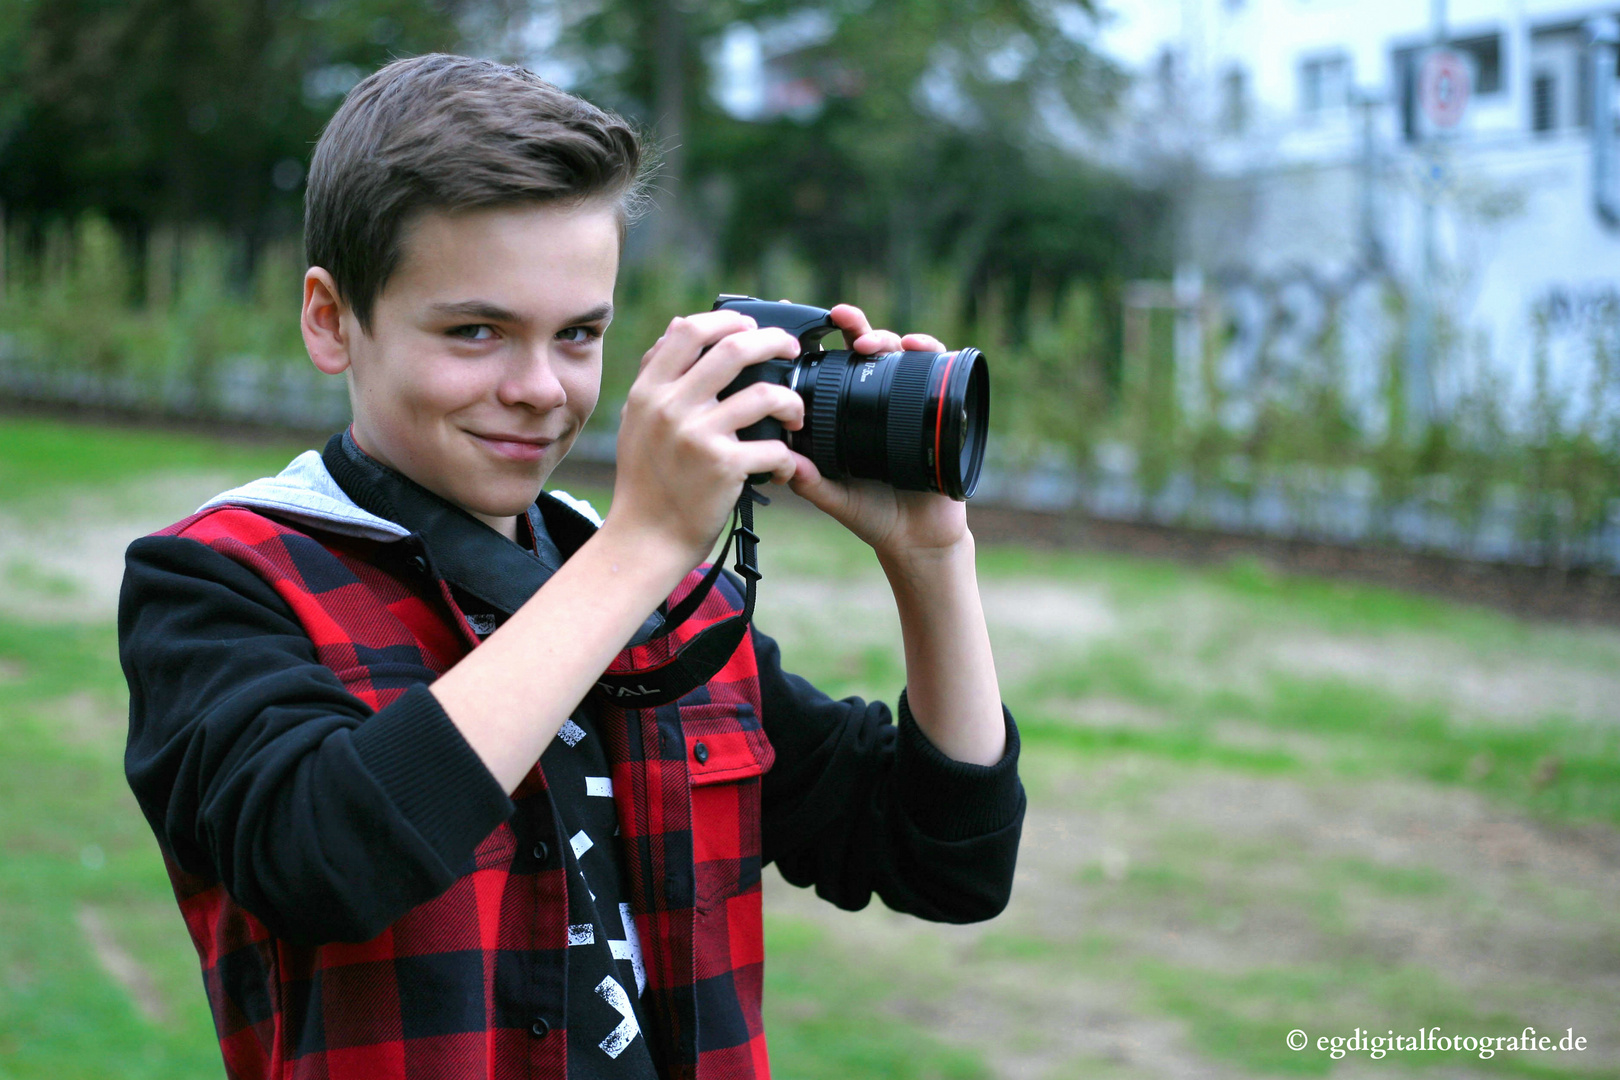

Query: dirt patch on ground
1034 696 1171 732
0 472 238 622
764 860 1238 1080
759 573 1118 690
39 690 127 749
978 581 1117 643
761 575 1116 647
1262 633 1620 726
77 904 169 1025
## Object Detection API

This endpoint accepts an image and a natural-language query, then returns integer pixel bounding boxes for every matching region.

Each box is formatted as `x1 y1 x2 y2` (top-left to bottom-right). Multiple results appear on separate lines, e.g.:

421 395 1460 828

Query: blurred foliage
556 0 1162 325
0 0 519 264
0 216 343 427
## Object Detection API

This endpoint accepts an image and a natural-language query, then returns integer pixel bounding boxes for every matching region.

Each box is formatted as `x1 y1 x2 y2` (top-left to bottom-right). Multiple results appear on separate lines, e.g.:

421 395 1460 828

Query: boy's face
323 201 619 534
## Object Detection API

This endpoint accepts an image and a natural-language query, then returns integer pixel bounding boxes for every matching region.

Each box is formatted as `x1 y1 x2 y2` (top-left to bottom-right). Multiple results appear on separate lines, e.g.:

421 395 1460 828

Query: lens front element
799 347 990 500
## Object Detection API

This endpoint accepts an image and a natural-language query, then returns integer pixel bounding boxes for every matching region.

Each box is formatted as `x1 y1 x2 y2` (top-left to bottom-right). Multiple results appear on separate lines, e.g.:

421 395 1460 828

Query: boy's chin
459 481 549 520
439 465 550 518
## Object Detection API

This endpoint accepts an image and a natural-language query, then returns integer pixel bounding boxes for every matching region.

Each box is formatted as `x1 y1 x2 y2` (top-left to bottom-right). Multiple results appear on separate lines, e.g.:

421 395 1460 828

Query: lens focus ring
809 355 850 478
884 352 935 492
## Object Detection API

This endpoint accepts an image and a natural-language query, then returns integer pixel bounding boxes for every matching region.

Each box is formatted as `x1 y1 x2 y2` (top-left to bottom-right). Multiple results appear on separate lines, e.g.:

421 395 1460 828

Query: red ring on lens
932 350 959 494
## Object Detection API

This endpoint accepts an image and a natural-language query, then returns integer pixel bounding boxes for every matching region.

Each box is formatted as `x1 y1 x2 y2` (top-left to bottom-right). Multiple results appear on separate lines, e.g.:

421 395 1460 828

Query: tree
0 0 520 272
541 0 1163 321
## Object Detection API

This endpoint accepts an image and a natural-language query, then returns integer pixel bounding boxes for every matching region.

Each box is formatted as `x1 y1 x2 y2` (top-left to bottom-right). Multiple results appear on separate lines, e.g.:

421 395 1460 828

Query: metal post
1356 91 1384 270
1408 0 1449 434
1589 17 1620 228
1173 264 1205 420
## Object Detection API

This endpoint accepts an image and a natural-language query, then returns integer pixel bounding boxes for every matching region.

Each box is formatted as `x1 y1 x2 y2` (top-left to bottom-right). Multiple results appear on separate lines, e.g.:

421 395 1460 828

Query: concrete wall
1099 0 1620 424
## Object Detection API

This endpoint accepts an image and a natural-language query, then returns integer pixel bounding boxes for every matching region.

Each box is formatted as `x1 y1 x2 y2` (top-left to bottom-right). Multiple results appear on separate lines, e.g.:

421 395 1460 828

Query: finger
638 310 759 383
901 333 948 352
706 381 804 435
731 440 798 486
680 326 802 403
829 303 874 350
851 329 903 355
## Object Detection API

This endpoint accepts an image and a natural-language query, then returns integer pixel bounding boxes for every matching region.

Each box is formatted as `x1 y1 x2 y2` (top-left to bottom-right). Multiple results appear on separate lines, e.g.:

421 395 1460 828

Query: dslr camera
714 295 990 500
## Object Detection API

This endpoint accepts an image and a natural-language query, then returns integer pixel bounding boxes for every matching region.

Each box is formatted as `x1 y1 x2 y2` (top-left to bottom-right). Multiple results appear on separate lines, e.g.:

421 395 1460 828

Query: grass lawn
3 414 1619 1079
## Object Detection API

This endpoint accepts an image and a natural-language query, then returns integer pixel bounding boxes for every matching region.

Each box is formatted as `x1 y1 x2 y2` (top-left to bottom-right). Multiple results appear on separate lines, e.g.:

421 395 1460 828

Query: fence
5 216 1620 569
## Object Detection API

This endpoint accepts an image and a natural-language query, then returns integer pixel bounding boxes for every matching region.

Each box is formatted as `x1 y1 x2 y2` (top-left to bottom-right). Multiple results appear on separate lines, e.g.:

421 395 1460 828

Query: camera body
713 295 989 500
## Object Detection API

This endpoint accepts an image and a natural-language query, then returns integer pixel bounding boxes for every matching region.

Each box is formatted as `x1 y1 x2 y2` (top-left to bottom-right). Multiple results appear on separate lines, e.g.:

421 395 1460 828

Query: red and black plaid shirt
146 504 773 1079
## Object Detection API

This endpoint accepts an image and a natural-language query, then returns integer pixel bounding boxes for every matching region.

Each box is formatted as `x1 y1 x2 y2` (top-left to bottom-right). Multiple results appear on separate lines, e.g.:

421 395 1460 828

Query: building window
1452 33 1502 95
1529 28 1588 135
1531 72 1556 132
1300 53 1351 113
1220 66 1248 133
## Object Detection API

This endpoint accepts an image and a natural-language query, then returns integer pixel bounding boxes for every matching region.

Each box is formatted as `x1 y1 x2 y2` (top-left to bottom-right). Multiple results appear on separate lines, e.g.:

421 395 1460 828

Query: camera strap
587 485 765 707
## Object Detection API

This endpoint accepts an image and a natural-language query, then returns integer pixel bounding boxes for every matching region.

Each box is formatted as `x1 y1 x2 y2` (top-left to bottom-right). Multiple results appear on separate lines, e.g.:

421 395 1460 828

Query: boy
119 53 1023 1080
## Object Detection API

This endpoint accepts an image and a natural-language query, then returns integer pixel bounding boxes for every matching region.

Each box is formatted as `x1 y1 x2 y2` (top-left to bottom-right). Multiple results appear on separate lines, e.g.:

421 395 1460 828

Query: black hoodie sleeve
754 624 1025 923
119 534 514 946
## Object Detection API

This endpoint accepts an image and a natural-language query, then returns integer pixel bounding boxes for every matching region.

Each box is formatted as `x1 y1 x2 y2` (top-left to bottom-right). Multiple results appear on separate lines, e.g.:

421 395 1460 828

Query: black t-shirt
541 705 657 1075
461 517 659 1078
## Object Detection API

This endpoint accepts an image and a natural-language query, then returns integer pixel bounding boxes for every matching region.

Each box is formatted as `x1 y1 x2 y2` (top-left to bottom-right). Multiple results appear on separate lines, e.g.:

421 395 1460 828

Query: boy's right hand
604 310 805 572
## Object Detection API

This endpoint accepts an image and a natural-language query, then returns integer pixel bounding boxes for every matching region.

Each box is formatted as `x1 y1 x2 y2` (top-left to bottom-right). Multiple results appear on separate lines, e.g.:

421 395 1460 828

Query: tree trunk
649 0 687 262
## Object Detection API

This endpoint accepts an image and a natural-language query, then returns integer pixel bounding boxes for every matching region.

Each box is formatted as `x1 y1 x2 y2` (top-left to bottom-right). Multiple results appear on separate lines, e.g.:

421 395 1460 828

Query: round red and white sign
1419 48 1471 129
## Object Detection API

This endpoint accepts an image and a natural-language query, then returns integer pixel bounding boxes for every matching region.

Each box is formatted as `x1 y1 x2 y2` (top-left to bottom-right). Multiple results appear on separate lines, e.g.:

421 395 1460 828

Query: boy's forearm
878 534 1006 766
430 523 693 793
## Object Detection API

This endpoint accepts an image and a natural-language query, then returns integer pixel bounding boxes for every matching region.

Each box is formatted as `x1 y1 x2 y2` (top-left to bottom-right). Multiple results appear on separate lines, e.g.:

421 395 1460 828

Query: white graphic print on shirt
595 976 640 1059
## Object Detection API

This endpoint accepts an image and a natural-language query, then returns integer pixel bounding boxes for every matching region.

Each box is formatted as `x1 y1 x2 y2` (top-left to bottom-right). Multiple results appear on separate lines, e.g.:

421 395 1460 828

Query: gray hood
198 449 603 542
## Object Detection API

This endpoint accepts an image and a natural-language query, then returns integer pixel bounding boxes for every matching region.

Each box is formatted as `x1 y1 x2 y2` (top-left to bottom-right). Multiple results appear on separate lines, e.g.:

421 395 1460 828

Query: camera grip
719 360 794 486
736 417 785 486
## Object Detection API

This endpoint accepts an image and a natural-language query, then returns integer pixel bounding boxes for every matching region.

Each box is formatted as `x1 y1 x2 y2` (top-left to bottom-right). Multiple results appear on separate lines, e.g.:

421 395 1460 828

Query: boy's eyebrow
565 302 615 325
427 300 615 326
430 300 526 324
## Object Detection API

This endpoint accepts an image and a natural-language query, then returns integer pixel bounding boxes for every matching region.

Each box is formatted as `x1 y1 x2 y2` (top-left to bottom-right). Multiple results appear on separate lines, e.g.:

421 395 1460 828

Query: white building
1098 0 1620 430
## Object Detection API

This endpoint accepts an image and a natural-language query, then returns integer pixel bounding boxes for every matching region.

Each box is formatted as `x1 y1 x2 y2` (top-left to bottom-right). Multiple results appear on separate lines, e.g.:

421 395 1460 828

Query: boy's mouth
466 430 556 463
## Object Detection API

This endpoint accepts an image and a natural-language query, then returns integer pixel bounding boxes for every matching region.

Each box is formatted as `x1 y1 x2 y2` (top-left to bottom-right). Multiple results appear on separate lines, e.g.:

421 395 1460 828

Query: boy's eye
558 325 602 345
448 324 497 341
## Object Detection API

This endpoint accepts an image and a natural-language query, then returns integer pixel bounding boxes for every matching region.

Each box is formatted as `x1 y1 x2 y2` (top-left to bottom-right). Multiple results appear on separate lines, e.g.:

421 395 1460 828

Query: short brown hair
305 53 647 331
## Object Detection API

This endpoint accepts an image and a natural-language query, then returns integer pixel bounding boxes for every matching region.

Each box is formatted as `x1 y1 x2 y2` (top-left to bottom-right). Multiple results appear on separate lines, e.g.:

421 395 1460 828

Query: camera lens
797 347 989 499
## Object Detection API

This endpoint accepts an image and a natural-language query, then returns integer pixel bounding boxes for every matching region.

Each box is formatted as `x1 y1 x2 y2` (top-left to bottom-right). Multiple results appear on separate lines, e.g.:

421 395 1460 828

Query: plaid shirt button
530 1017 551 1038
693 741 709 764
533 841 549 864
664 873 684 903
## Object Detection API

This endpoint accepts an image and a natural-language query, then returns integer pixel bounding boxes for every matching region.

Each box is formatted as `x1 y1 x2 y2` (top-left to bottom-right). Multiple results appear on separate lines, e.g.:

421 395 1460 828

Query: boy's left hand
784 303 969 561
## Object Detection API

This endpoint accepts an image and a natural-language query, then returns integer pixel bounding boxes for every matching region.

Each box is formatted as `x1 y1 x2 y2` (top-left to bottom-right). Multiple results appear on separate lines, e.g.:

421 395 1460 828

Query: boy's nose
497 348 568 412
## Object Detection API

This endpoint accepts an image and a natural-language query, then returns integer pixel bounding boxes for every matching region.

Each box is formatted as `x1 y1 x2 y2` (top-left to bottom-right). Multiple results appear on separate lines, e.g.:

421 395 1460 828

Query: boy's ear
303 267 353 376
